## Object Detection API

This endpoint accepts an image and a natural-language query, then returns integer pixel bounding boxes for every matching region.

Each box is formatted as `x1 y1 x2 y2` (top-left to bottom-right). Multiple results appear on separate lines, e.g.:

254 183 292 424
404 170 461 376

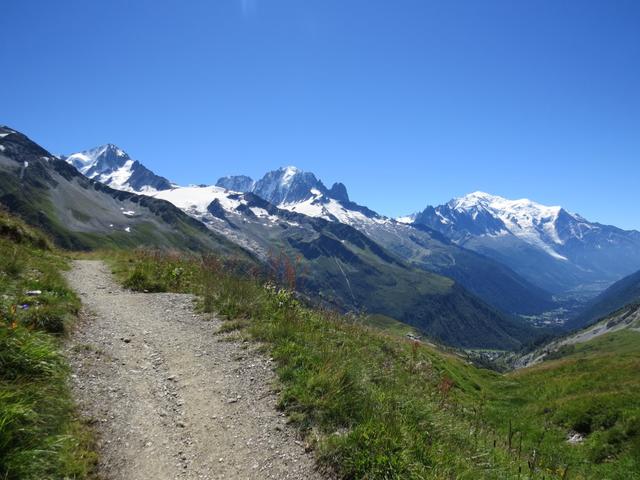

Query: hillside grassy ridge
571 269 640 330
295 240 533 350
363 313 422 337
0 210 97 479
486 329 640 477
104 249 640 479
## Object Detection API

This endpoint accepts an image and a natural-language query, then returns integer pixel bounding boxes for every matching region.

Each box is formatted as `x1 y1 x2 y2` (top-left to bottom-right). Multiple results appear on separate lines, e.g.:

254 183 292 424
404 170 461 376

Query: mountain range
61 142 640 326
0 127 539 349
66 147 557 316
0 127 244 255
2 127 638 348
410 192 640 296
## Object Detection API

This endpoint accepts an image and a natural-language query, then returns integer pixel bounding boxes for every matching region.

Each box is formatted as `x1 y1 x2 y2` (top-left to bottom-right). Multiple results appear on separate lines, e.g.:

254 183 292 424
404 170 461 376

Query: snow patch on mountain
396 214 416 224
100 159 136 189
150 185 245 217
280 188 391 228
281 166 299 185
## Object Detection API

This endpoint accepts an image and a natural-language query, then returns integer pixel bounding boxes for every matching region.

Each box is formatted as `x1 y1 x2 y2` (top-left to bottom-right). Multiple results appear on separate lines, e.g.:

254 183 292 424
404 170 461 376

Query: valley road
65 260 324 480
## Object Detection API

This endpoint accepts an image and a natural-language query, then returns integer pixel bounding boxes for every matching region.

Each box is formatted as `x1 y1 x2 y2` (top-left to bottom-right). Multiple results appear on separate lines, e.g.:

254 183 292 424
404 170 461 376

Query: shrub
0 245 24 278
123 268 166 292
0 326 64 380
20 304 67 334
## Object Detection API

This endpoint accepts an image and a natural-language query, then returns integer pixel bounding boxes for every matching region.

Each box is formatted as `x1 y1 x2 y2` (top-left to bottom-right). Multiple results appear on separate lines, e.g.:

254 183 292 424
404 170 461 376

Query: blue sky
1 1 639 228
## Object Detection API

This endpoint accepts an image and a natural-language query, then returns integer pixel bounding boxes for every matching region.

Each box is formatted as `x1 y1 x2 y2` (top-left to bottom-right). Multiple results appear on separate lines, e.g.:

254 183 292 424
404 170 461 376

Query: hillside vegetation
1 205 636 478
105 248 640 479
490 329 640 474
0 210 96 479
571 269 640 330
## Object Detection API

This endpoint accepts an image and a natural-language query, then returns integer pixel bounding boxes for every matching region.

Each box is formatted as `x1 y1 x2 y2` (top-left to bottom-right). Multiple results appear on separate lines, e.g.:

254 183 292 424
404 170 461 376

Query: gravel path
65 260 324 480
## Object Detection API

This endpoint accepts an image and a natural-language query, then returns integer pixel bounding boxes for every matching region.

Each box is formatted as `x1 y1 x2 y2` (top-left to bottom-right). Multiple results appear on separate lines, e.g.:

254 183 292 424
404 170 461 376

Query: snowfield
150 185 245 217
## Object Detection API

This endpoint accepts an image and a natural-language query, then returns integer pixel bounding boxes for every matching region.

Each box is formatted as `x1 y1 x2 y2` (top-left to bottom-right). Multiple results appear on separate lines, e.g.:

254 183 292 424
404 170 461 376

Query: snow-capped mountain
410 192 640 294
0 126 241 255
417 192 573 260
149 177 390 260
64 144 172 193
0 126 545 350
63 142 640 314
213 168 554 314
216 167 386 225
216 166 353 207
144 183 534 348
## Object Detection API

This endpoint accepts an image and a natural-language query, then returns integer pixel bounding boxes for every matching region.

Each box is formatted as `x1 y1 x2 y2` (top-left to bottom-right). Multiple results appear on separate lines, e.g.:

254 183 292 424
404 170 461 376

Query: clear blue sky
1 1 639 228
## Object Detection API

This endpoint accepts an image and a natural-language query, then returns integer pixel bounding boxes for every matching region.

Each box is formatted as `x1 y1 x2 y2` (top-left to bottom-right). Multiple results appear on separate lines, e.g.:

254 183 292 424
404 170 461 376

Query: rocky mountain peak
250 166 325 205
216 175 255 192
64 144 171 192
328 182 349 203
217 167 353 206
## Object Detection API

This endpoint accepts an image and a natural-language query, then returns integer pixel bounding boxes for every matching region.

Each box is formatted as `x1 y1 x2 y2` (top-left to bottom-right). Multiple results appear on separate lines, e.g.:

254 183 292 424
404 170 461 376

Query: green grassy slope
0 210 97 479
288 230 531 350
108 248 640 479
486 329 640 478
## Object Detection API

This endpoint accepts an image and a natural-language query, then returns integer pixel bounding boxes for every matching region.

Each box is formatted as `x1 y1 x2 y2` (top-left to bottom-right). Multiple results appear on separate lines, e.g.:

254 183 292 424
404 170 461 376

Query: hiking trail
66 260 324 480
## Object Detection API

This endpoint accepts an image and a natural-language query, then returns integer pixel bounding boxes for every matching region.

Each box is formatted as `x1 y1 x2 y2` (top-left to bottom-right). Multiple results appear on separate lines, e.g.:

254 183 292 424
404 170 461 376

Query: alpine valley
3 126 640 349
5 3 639 477
61 138 640 328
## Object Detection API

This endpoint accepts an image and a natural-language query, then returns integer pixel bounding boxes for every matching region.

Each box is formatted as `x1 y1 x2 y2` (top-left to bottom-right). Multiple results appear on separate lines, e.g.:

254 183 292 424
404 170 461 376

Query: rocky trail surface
65 260 324 480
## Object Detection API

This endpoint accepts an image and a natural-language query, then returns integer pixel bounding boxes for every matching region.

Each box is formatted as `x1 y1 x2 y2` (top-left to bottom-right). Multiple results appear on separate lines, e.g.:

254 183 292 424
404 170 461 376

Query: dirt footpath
65 260 324 480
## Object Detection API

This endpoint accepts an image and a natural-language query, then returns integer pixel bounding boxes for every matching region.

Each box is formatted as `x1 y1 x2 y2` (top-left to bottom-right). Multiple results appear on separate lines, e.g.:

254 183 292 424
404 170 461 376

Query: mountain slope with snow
216 166 353 206
215 169 555 314
146 183 535 349
0 127 244 254
411 192 640 295
64 144 173 193
60 143 640 316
